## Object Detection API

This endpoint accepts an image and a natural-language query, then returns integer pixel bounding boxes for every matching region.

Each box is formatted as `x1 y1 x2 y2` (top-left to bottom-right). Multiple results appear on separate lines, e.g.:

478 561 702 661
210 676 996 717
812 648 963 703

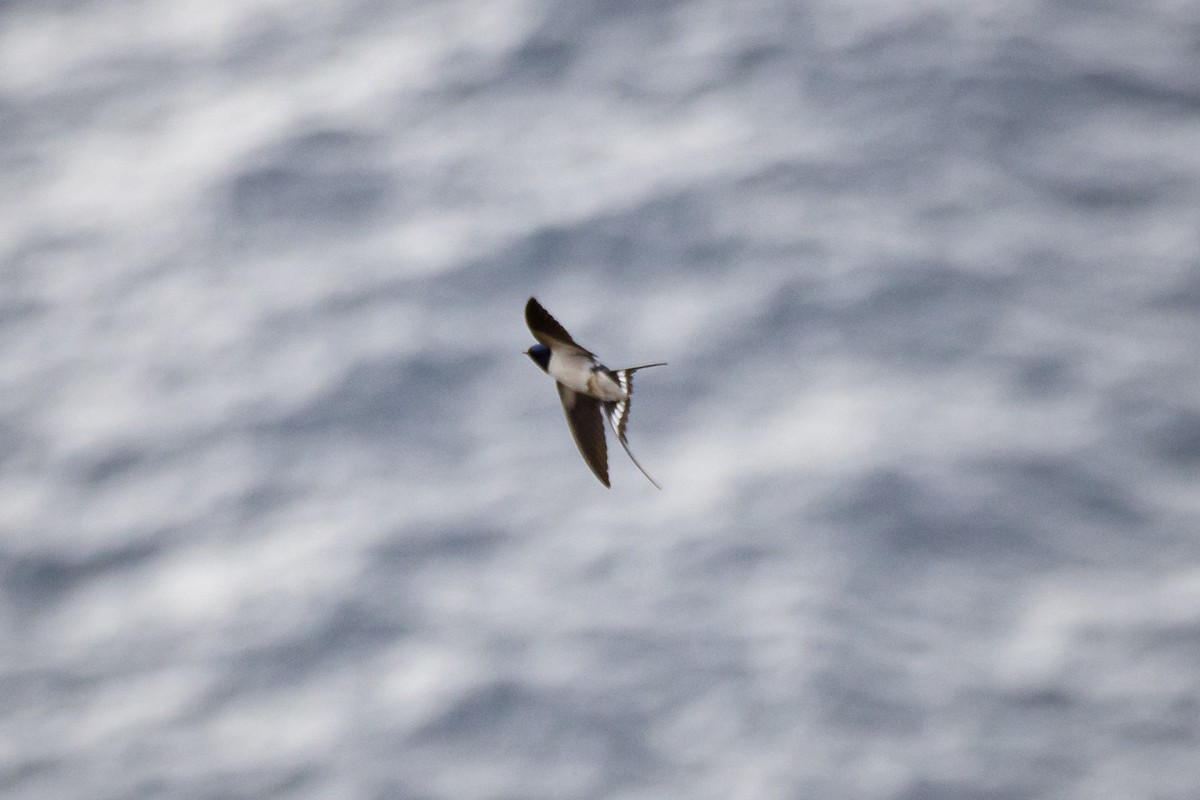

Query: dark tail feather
604 361 666 489
609 362 666 440
613 429 662 490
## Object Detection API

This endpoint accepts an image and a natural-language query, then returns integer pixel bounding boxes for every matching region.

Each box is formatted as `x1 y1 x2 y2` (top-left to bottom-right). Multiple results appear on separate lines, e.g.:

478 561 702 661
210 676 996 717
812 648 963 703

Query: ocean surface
4 1 1200 798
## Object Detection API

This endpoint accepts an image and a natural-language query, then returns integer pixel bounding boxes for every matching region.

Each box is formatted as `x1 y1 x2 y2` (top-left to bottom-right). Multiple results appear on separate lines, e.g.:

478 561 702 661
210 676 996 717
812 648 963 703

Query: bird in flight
524 297 666 488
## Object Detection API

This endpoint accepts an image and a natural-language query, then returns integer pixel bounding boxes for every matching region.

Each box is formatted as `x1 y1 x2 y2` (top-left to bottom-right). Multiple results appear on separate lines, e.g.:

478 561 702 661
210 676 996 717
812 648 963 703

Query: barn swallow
524 297 665 488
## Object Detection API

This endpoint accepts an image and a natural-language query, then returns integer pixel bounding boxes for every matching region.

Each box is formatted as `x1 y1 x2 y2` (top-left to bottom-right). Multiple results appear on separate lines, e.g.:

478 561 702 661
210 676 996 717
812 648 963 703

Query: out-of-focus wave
3 2 1200 798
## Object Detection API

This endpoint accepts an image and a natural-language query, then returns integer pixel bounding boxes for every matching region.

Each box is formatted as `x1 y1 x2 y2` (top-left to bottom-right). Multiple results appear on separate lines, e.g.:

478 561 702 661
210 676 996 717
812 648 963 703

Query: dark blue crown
526 343 551 371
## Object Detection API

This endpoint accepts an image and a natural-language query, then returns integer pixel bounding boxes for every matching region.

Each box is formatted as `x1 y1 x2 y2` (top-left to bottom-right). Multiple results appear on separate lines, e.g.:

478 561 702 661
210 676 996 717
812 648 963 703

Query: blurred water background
4 1 1200 798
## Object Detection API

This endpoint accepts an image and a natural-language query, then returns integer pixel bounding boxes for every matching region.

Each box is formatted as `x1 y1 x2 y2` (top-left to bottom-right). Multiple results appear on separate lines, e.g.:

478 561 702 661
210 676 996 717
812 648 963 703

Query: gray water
4 2 1200 798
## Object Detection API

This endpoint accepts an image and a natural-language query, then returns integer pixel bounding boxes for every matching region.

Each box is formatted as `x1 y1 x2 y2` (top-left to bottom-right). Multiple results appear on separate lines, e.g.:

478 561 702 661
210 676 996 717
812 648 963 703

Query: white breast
546 350 595 394
548 351 627 401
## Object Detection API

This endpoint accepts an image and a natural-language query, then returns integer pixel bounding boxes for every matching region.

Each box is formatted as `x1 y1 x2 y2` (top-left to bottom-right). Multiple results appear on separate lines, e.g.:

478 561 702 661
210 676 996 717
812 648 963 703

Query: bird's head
525 343 551 372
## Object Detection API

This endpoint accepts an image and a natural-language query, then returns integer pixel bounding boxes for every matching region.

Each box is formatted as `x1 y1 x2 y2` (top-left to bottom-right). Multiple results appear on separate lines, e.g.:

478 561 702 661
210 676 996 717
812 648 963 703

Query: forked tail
604 362 667 489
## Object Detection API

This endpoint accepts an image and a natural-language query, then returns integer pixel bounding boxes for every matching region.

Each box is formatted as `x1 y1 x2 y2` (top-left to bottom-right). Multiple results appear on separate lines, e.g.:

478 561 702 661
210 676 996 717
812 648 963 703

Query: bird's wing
526 297 595 358
556 383 609 488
